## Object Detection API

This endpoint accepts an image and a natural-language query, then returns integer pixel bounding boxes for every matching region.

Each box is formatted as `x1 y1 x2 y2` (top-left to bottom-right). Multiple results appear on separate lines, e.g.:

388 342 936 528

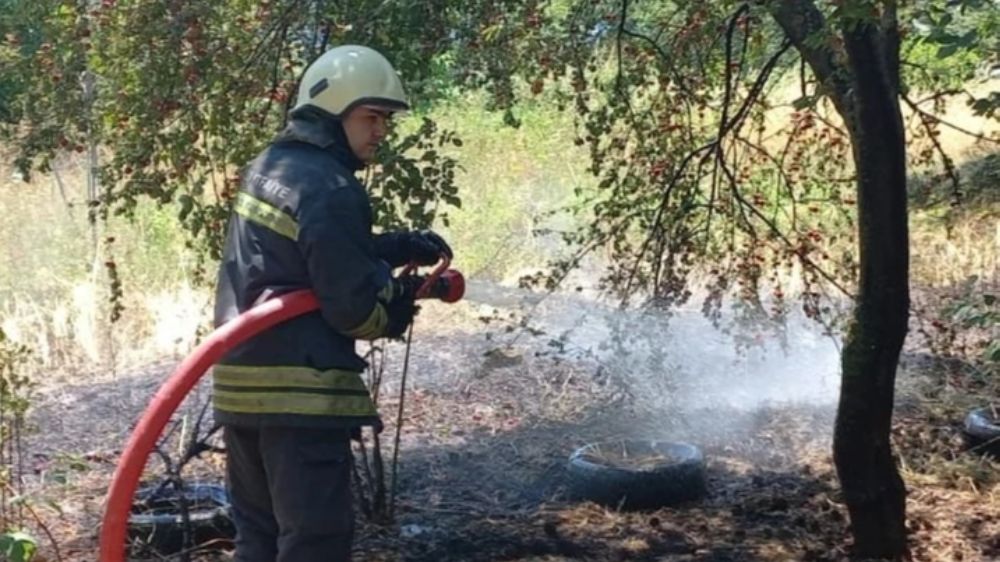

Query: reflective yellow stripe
344 303 387 340
212 365 376 416
214 390 377 416
213 365 367 391
233 192 299 240
377 282 395 303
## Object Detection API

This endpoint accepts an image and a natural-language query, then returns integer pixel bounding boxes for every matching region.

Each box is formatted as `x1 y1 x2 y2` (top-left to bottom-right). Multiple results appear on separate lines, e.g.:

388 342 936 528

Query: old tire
566 440 706 510
128 483 235 555
963 407 1000 457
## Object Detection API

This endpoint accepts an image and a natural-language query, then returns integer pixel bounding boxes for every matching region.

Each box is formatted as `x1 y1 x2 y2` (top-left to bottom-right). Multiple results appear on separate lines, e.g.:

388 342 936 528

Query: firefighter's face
343 106 391 163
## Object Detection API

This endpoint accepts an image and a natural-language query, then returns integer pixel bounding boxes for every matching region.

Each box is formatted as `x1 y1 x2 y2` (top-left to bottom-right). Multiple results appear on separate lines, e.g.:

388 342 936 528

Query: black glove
389 274 424 302
402 230 453 266
383 296 418 339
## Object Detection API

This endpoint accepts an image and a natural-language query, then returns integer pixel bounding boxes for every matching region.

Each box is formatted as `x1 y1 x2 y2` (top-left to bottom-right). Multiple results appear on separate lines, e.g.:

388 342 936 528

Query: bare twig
353 436 376 518
389 322 416 517
1 482 63 562
370 431 387 517
904 94 1000 145
50 164 78 223
695 31 852 299
622 36 792 298
811 111 850 139
239 0 306 75
350 447 373 520
148 412 223 500
734 181 854 298
618 21 696 99
152 446 193 562
715 6 754 233
912 89 964 105
902 94 963 205
614 0 647 145
258 23 290 131
620 142 715 298
615 0 628 95
503 231 612 347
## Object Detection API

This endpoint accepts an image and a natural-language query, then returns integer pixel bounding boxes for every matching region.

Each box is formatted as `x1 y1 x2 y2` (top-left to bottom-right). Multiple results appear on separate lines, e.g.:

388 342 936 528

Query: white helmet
292 45 409 117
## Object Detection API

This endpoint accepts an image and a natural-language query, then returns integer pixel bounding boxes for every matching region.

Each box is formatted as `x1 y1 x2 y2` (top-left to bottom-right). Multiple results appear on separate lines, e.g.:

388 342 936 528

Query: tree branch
902 94 962 205
718 6 752 138
240 0 306 75
616 0 628 94
623 36 792 296
728 169 855 299
614 0 646 144
260 22 289 130
715 6 755 235
767 0 853 120
716 137 852 299
618 7 696 99
734 134 799 228
904 93 1000 144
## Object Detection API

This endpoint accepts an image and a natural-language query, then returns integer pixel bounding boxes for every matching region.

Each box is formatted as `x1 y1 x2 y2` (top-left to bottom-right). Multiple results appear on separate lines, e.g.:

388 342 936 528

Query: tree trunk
835 21 911 561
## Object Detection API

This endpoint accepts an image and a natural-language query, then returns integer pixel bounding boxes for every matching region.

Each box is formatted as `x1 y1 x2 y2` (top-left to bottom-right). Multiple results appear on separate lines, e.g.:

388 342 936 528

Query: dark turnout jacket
212 112 408 429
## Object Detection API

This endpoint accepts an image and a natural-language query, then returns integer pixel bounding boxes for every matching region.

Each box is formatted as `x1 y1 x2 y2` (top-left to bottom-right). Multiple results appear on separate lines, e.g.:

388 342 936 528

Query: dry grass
894 361 1000 562
911 204 999 290
1 281 211 378
0 154 211 376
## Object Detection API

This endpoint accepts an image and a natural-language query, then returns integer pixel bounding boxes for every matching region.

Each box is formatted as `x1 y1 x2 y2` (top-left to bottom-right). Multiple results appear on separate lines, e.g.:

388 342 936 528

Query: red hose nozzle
420 268 464 302
404 256 464 303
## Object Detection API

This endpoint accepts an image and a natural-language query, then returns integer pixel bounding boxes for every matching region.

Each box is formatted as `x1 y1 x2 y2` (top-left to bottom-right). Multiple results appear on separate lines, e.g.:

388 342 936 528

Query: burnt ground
17 299 1000 562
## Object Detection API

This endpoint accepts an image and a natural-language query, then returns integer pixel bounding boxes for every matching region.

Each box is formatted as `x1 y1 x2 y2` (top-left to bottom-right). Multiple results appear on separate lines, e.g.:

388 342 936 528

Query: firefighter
212 45 452 561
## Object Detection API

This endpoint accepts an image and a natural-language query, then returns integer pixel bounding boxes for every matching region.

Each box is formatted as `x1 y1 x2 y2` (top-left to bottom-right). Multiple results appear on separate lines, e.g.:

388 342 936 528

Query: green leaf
958 29 978 47
984 340 1000 363
936 43 960 58
44 498 64 516
0 531 37 562
984 294 996 306
502 108 522 129
970 98 991 113
792 95 818 110
49 470 68 485
481 23 503 42
178 194 194 221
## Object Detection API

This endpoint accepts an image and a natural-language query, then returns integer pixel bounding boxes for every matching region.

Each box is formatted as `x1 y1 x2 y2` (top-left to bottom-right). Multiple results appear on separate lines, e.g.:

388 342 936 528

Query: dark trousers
223 425 354 562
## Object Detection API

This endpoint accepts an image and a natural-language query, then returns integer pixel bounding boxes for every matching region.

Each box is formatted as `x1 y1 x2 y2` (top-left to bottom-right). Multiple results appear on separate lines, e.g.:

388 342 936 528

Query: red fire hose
98 289 318 561
99 260 462 561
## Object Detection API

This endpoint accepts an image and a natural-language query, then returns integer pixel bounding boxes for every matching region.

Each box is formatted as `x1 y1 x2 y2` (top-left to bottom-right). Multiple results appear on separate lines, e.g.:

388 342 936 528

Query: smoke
522 294 839 405
629 307 842 412
466 279 843 445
